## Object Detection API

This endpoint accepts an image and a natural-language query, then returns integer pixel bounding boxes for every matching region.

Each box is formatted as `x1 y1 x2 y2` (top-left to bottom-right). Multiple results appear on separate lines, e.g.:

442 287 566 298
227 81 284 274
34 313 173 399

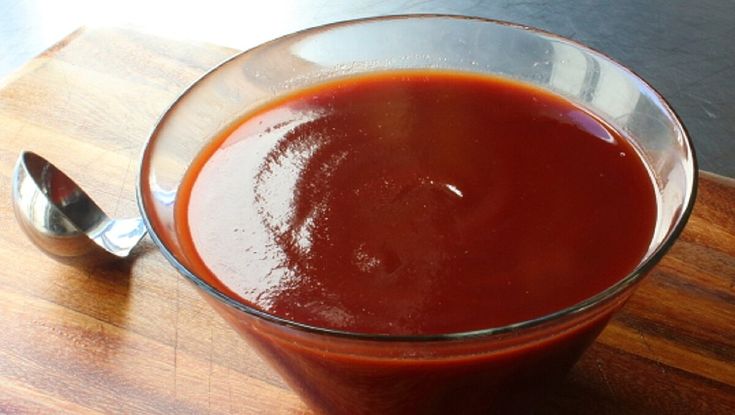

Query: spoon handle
89 217 148 258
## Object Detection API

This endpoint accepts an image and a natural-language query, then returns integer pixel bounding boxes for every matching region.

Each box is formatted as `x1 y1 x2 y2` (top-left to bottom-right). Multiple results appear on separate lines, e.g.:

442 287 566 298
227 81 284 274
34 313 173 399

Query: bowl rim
136 13 698 342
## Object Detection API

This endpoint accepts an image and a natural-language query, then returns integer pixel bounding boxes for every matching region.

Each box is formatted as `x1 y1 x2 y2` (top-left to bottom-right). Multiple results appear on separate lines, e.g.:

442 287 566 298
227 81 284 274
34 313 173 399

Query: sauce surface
175 71 657 335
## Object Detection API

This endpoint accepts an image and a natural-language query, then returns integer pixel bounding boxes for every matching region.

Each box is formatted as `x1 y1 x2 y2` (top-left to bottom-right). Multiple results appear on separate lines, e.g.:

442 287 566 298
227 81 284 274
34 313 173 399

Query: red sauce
176 71 656 335
175 71 658 413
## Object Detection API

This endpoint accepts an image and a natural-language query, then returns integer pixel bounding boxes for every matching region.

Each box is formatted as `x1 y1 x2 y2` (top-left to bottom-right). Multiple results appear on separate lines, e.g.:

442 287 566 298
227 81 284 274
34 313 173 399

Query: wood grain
0 27 733 414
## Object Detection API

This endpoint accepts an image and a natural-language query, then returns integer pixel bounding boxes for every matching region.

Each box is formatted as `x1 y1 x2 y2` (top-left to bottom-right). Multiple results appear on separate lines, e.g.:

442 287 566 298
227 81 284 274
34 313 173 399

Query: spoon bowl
11 151 147 263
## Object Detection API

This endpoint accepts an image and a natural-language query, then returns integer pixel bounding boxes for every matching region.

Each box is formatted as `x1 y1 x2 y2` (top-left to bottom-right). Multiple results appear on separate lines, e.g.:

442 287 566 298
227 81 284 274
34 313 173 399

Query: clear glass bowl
138 15 696 414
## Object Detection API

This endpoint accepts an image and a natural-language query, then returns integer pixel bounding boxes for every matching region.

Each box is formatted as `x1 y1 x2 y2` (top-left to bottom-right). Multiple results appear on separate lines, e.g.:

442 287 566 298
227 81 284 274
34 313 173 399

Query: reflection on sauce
175 71 657 335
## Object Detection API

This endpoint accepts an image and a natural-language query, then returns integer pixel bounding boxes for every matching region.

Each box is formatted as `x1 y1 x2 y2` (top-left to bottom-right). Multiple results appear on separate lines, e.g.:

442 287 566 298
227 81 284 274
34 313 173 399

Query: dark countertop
2 0 733 176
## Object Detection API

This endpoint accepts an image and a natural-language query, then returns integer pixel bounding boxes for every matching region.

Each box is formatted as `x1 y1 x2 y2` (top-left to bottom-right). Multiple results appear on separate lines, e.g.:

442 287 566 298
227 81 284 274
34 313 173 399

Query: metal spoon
11 151 147 263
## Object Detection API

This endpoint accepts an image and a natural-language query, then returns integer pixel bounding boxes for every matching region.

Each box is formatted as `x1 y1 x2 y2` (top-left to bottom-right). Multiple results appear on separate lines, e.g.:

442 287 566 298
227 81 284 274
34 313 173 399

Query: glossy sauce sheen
176 71 657 335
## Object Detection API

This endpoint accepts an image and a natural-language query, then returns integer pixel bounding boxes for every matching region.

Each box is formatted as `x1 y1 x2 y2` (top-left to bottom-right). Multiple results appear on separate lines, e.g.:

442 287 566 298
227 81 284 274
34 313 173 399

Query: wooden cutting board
0 27 733 414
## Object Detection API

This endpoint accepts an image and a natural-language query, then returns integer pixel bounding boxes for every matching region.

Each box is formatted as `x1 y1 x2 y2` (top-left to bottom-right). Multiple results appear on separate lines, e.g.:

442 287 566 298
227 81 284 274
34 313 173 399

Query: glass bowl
138 15 696 414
